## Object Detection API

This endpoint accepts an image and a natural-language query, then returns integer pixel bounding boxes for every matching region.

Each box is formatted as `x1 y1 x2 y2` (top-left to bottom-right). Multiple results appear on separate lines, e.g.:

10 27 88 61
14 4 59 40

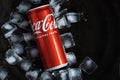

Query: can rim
45 63 68 71
28 4 50 12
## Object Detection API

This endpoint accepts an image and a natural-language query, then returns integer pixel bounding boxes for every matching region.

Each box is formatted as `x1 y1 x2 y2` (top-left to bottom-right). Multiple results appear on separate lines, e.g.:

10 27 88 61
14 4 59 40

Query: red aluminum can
28 4 68 71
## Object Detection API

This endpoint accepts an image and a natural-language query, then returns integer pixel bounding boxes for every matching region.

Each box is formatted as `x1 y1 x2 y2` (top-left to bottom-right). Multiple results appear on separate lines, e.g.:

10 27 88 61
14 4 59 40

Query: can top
28 4 50 13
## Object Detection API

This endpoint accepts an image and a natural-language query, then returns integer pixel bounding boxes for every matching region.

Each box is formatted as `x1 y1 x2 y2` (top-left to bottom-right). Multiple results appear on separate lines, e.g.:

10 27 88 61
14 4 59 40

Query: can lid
28 4 50 12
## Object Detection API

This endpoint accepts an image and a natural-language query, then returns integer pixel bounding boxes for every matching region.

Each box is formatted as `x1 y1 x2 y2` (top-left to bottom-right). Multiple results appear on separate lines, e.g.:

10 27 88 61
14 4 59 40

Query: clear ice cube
0 68 8 80
26 70 41 80
16 2 31 13
54 8 68 18
17 20 30 30
11 43 24 55
20 59 32 71
66 12 80 23
28 0 41 4
29 48 39 58
52 69 69 80
9 29 24 44
9 12 23 24
5 49 22 65
68 68 82 80
49 0 61 8
56 14 71 29
23 33 35 46
40 71 53 80
60 33 75 49
59 69 69 80
79 57 98 75
66 52 77 66
1 22 17 38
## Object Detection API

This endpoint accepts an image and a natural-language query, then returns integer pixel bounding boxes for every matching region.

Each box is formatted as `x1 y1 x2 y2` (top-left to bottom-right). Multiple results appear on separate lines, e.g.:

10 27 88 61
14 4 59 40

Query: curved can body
28 4 68 71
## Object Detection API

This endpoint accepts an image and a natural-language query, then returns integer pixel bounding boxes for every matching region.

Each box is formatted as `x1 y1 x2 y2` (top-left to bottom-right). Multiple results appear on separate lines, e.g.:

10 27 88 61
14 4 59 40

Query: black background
0 0 120 80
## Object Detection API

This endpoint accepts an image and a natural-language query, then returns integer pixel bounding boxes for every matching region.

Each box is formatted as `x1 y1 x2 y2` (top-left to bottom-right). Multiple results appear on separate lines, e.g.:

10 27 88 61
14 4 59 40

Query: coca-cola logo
32 14 57 34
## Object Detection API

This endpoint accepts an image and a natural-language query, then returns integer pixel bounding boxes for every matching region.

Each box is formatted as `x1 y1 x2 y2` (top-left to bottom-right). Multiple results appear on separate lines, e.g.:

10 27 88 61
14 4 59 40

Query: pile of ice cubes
0 0 97 80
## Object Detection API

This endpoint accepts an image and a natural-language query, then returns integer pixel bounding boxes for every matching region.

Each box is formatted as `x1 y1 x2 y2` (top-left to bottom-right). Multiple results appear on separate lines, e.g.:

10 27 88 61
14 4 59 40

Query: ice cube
17 20 30 30
52 69 69 80
0 68 8 80
49 0 61 8
79 57 98 75
68 68 82 80
60 33 75 49
23 33 35 46
56 16 67 29
25 47 39 58
5 49 14 57
1 23 14 30
11 43 24 55
56 15 71 29
66 52 77 66
5 56 17 65
1 22 17 38
16 2 31 13
49 0 69 9
54 8 68 18
9 12 23 24
20 59 32 71
53 3 61 13
66 12 80 23
28 0 41 4
40 71 53 80
59 69 69 80
9 29 24 44
29 48 39 58
26 70 41 80
5 49 22 65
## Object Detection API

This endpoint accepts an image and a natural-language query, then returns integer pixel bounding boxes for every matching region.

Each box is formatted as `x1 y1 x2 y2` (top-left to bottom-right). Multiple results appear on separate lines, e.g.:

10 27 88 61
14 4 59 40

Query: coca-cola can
28 4 68 71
